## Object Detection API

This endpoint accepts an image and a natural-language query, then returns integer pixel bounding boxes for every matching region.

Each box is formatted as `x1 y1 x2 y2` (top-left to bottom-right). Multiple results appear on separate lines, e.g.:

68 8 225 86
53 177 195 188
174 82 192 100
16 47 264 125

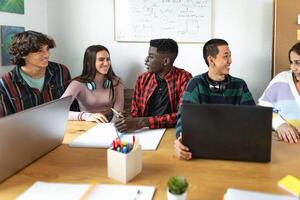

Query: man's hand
114 116 149 132
276 123 300 143
174 135 192 160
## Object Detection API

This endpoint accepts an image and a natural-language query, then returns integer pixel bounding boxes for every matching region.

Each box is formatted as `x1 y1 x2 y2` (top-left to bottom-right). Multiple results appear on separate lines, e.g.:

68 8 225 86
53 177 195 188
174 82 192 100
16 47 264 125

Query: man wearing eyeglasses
174 38 255 160
259 42 300 144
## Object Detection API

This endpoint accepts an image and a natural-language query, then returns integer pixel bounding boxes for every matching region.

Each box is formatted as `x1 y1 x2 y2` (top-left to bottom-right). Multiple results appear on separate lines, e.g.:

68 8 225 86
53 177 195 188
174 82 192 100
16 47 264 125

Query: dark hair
288 42 300 64
9 30 56 66
75 45 120 101
203 38 228 66
150 38 178 62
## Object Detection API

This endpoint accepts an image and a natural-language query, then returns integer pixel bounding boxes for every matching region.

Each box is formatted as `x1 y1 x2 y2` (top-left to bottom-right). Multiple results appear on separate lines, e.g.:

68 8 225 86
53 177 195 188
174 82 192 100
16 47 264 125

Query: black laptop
181 103 272 162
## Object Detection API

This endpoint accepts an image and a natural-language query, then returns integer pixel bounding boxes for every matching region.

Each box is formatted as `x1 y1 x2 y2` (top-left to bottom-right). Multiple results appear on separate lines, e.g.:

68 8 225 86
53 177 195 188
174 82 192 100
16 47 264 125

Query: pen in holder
107 142 142 183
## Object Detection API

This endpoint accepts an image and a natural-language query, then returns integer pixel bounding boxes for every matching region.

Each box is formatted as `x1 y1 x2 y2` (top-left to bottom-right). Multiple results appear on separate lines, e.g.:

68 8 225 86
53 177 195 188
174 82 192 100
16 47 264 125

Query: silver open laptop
0 96 72 182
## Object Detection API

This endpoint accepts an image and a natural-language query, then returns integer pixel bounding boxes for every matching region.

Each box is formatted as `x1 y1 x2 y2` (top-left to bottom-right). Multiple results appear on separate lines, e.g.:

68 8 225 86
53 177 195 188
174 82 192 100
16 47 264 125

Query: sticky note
278 175 300 196
297 30 300 40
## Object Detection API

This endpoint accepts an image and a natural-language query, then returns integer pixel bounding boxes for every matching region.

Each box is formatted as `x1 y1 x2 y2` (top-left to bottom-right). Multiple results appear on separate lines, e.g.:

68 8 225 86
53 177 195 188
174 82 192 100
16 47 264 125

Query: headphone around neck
86 78 112 91
206 73 230 93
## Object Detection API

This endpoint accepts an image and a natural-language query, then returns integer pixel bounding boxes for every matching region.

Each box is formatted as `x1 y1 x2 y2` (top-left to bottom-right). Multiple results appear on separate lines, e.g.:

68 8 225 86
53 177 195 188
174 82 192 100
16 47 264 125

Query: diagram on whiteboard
115 0 212 43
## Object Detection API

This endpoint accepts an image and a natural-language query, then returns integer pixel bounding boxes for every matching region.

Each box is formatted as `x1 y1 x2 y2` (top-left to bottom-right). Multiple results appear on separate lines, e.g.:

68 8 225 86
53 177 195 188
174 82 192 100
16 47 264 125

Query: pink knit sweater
61 78 124 122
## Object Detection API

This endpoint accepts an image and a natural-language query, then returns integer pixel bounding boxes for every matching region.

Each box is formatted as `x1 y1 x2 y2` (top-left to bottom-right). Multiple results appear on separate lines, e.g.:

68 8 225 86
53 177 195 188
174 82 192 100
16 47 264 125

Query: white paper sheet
224 188 298 200
69 123 166 150
17 181 155 200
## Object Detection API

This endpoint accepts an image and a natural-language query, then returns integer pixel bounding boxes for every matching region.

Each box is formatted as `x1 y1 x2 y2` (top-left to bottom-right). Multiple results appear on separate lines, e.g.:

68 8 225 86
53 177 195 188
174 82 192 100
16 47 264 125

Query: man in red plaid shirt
115 38 192 132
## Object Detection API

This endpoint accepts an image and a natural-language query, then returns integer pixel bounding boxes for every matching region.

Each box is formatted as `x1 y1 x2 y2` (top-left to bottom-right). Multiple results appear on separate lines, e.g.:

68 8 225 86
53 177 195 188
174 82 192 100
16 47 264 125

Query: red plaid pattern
131 66 192 129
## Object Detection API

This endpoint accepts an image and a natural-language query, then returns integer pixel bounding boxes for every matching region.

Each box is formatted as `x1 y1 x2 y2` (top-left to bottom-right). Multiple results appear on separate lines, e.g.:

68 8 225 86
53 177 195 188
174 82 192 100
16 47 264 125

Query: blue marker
122 146 128 154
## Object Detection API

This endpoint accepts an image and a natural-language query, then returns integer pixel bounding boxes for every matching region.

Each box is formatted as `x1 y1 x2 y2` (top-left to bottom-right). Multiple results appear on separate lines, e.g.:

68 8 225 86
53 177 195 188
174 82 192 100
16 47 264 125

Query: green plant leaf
167 176 188 195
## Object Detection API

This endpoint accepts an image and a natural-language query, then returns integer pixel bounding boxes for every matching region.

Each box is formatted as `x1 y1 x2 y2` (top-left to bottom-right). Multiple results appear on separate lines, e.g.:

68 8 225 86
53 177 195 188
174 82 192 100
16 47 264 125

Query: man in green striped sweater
174 38 255 160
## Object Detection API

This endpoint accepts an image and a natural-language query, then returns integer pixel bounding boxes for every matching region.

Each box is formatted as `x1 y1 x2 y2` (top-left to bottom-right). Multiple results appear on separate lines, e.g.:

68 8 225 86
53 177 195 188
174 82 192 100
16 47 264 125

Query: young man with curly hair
0 30 71 117
115 38 192 132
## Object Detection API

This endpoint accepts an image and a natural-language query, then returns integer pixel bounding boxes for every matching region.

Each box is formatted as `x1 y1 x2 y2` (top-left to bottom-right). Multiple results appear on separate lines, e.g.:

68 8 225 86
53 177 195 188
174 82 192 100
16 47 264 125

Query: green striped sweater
176 72 255 138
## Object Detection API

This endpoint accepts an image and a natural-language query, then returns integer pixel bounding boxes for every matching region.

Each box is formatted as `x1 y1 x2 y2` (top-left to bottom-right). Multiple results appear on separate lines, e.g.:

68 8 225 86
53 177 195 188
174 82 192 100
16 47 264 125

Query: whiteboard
114 0 212 43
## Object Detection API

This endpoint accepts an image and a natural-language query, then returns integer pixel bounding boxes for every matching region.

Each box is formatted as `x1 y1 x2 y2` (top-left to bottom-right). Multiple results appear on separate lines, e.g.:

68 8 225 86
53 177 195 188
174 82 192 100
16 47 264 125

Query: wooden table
1 121 300 199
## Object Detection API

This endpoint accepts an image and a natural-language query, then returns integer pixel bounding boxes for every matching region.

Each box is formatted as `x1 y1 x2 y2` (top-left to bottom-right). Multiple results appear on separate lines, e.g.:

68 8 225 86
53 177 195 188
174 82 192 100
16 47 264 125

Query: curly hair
9 30 56 66
150 38 178 63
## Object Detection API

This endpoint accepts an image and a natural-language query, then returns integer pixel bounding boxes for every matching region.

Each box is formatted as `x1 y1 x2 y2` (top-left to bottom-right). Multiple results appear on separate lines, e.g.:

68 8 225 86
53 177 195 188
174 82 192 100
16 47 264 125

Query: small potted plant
167 176 188 200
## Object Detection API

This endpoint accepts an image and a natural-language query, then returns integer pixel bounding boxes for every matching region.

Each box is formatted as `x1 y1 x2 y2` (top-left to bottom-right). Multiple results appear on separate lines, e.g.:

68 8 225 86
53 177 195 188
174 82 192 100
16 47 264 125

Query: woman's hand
86 113 108 123
276 123 300 143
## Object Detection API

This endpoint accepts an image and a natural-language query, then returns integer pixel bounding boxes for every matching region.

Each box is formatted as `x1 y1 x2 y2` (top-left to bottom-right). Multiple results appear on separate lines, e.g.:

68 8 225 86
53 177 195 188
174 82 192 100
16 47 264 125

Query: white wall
47 0 273 101
0 0 48 74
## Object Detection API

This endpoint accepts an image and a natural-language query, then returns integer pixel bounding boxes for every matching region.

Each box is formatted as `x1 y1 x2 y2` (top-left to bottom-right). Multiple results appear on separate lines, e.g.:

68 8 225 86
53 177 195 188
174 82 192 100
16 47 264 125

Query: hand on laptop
276 123 300 143
174 135 192 160
86 113 109 123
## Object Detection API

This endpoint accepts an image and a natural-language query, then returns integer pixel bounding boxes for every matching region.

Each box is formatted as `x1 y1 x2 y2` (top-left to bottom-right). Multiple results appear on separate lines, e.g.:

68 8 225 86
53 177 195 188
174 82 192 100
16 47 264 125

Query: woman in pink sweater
62 45 124 122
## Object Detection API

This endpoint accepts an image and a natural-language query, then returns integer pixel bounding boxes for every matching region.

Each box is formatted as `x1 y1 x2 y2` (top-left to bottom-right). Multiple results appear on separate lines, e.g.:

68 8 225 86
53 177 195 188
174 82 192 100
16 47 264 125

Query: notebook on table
16 181 156 200
278 175 300 197
0 96 72 182
181 103 272 162
224 188 298 200
69 123 166 150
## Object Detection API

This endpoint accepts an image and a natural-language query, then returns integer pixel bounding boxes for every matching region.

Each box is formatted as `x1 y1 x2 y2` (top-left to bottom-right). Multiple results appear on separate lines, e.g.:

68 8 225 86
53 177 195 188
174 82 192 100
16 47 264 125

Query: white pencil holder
107 144 142 183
